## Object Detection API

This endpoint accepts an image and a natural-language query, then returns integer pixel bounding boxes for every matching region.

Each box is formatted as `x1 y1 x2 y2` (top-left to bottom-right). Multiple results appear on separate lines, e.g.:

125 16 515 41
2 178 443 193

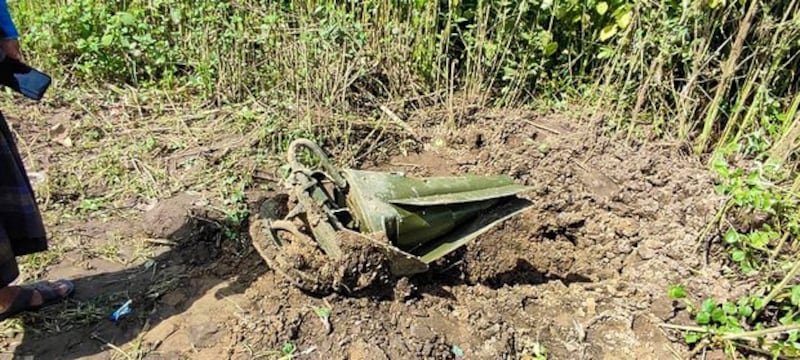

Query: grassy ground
1 0 799 358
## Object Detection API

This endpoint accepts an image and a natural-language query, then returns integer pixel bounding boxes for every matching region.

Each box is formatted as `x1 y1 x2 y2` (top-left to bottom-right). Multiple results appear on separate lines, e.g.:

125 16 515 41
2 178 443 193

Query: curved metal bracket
287 138 347 189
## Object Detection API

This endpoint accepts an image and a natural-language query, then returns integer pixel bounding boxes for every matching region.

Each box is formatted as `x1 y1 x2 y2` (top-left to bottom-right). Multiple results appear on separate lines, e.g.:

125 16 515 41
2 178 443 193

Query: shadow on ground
8 214 267 360
7 198 590 359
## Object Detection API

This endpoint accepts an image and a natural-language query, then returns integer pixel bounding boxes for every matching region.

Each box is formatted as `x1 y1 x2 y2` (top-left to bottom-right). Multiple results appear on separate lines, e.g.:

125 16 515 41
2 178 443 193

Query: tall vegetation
9 0 800 357
13 0 800 162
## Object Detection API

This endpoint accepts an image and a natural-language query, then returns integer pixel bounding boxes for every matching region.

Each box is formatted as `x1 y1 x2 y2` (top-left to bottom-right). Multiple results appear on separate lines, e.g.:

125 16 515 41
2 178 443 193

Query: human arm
0 0 18 39
0 0 21 61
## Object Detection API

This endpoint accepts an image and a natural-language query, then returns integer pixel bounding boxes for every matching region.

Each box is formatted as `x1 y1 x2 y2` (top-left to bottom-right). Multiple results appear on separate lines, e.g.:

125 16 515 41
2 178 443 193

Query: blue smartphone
0 57 51 101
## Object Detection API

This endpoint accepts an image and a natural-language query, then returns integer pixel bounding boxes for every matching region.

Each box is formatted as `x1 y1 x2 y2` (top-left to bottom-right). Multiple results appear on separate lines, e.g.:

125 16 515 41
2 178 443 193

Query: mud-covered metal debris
249 138 533 294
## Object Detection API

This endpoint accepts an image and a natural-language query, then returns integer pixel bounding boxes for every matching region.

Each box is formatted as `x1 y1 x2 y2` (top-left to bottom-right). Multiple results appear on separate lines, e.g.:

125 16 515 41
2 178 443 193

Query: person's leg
0 225 72 319
0 113 72 319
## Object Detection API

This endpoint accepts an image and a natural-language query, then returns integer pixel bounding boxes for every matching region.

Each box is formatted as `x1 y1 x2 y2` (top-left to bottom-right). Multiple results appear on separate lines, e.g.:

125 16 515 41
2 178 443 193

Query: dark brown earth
0 108 744 359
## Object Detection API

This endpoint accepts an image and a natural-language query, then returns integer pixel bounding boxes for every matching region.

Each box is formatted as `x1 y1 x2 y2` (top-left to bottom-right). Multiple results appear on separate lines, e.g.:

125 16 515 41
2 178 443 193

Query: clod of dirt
281 225 333 277
249 197 392 295
143 192 205 241
392 277 417 301
331 231 392 294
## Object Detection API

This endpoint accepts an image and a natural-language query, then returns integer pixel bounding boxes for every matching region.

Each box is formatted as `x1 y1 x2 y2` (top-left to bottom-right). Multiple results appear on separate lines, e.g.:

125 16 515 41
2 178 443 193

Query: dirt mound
223 112 731 359
142 192 208 241
7 110 739 359
447 115 722 294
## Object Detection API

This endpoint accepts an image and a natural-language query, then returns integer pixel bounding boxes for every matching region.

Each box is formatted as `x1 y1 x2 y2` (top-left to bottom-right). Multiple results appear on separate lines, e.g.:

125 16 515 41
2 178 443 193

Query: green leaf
314 307 332 319
696 311 711 325
685 332 701 344
596 2 609 15
539 30 553 44
723 302 737 315
711 308 726 323
712 157 730 176
726 323 744 333
741 261 755 274
597 46 615 59
669 285 687 299
543 42 558 56
724 229 740 244
599 24 618 41
616 10 632 29
731 250 746 263
118 12 136 26
779 311 795 325
281 342 296 354
752 297 765 310
791 286 800 306
101 34 114 46
701 299 717 313
709 0 725 9
170 8 182 24
738 297 753 317
748 231 771 249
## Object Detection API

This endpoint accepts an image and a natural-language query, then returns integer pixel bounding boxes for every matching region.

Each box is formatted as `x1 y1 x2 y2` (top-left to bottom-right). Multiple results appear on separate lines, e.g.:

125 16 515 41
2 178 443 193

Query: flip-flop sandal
0 279 74 322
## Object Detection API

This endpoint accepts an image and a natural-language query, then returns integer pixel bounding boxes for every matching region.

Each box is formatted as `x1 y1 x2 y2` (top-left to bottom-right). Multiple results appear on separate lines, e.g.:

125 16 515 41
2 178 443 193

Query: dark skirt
0 112 48 287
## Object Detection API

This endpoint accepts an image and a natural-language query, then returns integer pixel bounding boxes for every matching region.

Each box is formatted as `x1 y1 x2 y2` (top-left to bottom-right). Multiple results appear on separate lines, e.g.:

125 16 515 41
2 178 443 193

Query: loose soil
1 108 744 359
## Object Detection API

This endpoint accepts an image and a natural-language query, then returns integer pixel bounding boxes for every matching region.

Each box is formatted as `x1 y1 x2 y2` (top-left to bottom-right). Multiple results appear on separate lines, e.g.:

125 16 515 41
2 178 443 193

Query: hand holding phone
0 52 51 101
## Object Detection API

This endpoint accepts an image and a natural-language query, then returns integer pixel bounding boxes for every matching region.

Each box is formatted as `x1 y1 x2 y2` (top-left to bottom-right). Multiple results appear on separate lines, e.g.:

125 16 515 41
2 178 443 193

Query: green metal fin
389 184 532 206
414 197 534 263
389 199 501 249
342 169 532 238
340 168 535 253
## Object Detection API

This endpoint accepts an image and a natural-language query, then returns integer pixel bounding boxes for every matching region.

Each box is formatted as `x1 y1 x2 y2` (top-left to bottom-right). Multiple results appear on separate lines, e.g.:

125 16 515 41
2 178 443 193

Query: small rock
26 171 46 187
616 241 633 255
393 277 416 301
615 218 640 237
49 123 73 147
430 137 447 149
486 323 502 336
638 247 656 260
647 177 667 187
650 296 675 321
556 212 585 228
643 239 664 250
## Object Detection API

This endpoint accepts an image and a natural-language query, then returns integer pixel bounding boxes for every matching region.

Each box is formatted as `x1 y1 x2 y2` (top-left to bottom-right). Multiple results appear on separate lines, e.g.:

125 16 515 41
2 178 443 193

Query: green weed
667 152 800 357
667 282 800 358
711 154 798 273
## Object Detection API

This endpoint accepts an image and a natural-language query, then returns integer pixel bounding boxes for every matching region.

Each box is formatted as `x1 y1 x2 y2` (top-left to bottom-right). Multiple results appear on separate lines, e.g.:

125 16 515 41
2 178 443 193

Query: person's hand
0 38 22 61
